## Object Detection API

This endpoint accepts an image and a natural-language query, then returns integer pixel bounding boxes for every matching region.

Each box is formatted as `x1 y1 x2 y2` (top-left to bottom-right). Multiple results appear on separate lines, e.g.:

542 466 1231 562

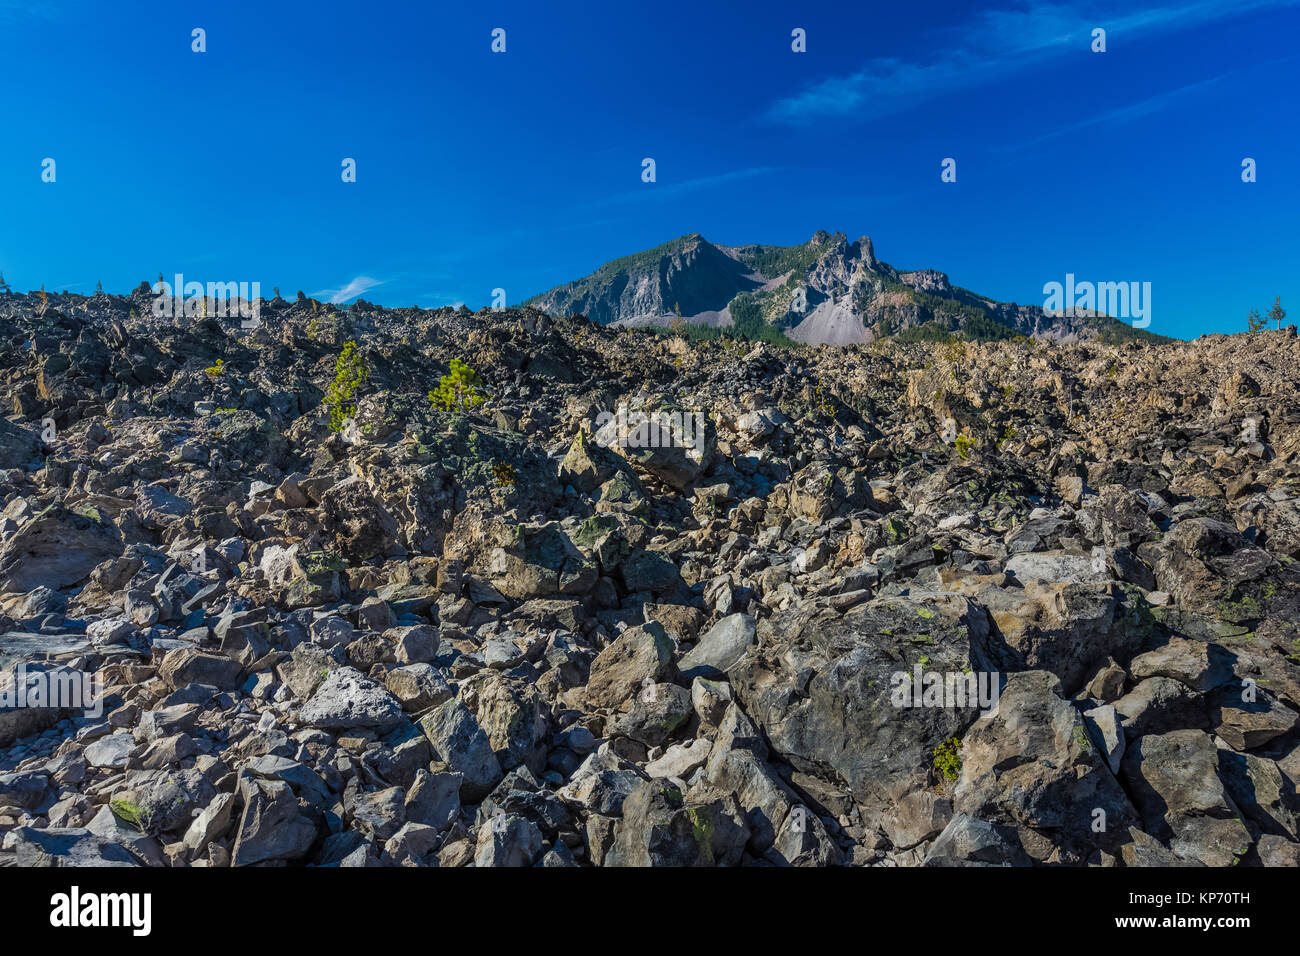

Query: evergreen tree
1267 296 1286 331
728 293 763 339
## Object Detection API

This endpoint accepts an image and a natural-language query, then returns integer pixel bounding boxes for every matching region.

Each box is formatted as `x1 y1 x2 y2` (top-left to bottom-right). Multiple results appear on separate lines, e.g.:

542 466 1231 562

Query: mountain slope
525 231 1174 346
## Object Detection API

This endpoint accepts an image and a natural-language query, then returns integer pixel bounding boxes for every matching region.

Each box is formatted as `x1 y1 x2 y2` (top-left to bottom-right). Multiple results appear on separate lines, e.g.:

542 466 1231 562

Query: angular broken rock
1208 682 1299 751
645 738 712 779
770 801 842 866
159 647 244 691
955 671 1138 862
594 408 715 492
352 786 407 842
418 698 504 802
585 620 676 709
6 294 1300 873
731 595 996 813
606 779 748 867
474 812 544 867
1082 703 1126 774
678 613 756 681
974 580 1136 695
0 505 124 593
183 792 237 852
277 642 341 699
84 733 135 769
405 769 462 830
922 813 1031 867
85 617 139 648
486 522 597 601
390 624 439 664
298 666 405 733
1112 676 1208 740
310 615 355 650
1216 747 1296 841
110 767 218 837
703 742 794 854
690 677 733 729
231 774 318 866
879 789 952 851
11 826 141 867
0 418 40 469
1003 551 1109 586
558 745 648 816
1129 637 1235 692
613 682 692 748
468 670 550 775
383 822 441 866
1120 729 1253 867
385 663 457 712
559 431 621 493
0 770 50 809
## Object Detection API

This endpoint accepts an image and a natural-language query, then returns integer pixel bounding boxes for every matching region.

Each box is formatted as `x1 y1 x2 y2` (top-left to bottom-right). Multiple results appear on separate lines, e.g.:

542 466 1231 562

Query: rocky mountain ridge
525 231 1167 347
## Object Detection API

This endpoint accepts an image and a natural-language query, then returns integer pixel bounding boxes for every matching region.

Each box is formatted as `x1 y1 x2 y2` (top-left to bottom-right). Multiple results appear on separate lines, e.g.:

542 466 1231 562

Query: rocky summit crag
1 285 1298 868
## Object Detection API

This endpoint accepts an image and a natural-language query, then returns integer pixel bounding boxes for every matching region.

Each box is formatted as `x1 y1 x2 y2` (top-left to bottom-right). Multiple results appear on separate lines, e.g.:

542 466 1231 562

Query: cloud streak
0 1 59 24
1002 53 1296 149
311 276 383 304
1007 73 1229 148
593 166 783 209
766 0 1298 124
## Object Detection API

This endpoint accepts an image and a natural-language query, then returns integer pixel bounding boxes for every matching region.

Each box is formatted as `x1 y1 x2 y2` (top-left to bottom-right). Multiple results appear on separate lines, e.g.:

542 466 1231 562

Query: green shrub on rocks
324 340 370 432
429 358 485 415
110 798 144 831
933 737 962 781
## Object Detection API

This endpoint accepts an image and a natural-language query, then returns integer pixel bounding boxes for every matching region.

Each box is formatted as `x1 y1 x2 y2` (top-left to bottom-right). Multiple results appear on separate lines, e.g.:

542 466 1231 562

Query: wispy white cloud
1007 73 1230 148
653 166 782 199
0 1 59 24
418 294 469 308
767 0 1298 124
1003 53 1296 149
311 275 383 304
595 166 782 208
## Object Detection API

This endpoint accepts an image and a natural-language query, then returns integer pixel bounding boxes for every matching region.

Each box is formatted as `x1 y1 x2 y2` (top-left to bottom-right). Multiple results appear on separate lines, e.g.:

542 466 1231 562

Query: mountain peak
526 232 1171 347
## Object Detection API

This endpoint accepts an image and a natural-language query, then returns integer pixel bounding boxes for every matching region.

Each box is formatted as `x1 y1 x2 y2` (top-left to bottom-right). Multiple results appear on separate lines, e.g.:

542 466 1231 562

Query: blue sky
1 0 1296 338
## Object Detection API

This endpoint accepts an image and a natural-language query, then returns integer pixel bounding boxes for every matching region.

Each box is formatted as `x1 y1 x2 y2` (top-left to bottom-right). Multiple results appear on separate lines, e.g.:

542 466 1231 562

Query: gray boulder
585 620 676 709
474 813 544 867
11 826 140 867
679 613 756 681
1120 729 1253 867
0 505 124 593
418 698 504 802
298 666 405 733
